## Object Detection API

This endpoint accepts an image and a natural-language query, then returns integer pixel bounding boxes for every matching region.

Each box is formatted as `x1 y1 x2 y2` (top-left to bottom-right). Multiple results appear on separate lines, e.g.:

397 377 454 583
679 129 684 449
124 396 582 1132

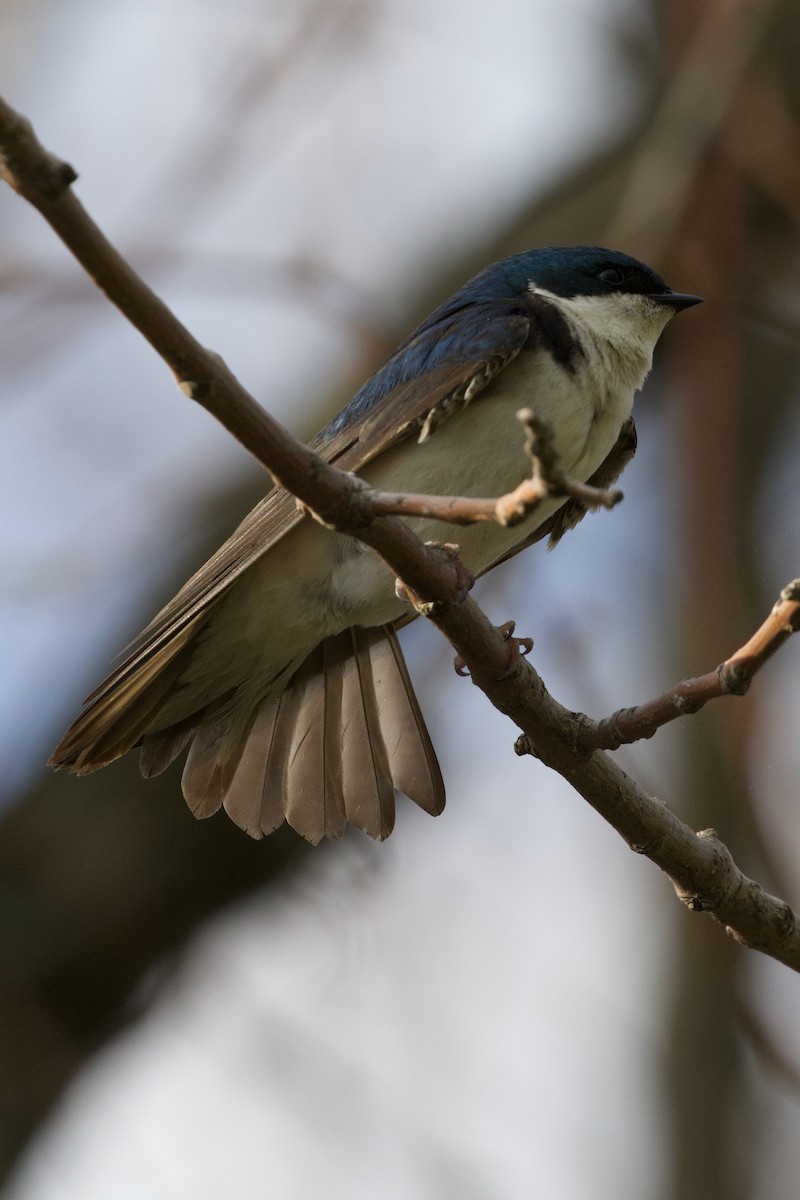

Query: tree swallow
51 246 701 843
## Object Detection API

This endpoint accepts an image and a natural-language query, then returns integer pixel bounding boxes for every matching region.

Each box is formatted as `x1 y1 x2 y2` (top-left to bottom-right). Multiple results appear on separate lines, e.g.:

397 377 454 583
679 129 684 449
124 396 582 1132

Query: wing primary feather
50 622 201 773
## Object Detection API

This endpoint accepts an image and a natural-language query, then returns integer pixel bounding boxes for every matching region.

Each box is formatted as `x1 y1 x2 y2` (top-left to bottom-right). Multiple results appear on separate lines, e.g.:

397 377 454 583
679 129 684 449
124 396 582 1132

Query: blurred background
1 0 799 1196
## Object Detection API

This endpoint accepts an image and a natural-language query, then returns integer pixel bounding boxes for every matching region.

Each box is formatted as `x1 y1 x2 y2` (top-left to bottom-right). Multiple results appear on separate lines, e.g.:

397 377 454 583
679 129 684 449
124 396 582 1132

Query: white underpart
160 290 674 725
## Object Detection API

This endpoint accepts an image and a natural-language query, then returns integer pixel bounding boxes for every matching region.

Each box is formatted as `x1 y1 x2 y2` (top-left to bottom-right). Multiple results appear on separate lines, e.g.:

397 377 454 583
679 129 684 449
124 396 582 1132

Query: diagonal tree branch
3 96 799 970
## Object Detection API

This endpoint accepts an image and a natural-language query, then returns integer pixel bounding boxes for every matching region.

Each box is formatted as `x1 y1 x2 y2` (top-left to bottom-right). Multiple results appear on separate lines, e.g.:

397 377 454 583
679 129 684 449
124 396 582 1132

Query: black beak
651 292 703 311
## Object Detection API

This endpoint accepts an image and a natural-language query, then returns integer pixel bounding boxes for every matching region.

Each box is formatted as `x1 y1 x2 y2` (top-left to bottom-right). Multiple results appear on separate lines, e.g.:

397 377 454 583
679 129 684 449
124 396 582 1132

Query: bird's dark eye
597 265 626 286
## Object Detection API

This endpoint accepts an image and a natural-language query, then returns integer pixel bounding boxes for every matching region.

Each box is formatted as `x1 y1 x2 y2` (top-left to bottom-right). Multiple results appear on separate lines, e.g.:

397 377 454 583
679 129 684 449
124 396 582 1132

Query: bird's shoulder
319 286 583 455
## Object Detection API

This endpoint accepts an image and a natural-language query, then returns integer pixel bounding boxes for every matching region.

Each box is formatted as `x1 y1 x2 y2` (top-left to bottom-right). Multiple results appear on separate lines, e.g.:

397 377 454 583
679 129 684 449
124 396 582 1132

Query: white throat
529 284 674 395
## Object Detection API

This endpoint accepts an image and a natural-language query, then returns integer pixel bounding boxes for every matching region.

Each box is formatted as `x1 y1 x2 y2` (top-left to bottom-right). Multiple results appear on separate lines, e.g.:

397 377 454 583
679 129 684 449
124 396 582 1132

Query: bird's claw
395 542 474 606
425 542 475 602
496 619 533 680
454 619 533 679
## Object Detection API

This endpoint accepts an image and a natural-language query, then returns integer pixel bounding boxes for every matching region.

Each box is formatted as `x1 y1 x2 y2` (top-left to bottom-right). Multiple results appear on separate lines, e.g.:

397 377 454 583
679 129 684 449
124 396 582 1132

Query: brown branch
3 97 800 970
575 579 800 752
438 598 800 969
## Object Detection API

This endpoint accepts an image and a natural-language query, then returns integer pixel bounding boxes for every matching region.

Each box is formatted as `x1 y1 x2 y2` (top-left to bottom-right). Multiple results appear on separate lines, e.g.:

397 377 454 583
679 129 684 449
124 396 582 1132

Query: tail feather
282 644 347 845
339 628 397 840
140 716 199 778
53 613 445 844
217 626 442 844
181 699 245 819
369 627 445 817
222 692 286 838
215 625 443 843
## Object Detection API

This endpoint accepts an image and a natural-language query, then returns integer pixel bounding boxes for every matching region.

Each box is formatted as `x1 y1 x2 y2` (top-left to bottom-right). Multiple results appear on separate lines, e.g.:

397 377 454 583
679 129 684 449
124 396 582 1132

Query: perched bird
51 246 701 843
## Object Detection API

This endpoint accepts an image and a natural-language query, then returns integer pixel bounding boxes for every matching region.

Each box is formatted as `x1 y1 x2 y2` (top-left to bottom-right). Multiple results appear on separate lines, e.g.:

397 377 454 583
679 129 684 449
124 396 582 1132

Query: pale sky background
2 1 800 1197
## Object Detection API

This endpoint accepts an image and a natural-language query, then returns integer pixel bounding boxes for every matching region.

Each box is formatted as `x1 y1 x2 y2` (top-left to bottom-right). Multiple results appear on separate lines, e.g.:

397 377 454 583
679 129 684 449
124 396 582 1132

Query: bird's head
500 246 700 313
493 246 702 387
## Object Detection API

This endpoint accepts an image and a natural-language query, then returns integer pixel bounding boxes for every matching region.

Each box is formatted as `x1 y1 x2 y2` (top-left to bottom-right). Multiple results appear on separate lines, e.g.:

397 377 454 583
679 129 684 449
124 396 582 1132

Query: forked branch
3 96 799 970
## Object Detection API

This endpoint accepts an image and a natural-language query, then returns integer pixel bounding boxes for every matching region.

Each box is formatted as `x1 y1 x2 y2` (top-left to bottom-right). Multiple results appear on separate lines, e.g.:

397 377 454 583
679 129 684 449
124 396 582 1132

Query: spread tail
212 626 444 844
51 624 445 844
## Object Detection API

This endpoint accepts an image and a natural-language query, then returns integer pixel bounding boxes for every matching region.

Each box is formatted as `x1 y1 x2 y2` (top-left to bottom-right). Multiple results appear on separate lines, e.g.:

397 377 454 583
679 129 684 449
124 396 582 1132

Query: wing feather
82 307 531 711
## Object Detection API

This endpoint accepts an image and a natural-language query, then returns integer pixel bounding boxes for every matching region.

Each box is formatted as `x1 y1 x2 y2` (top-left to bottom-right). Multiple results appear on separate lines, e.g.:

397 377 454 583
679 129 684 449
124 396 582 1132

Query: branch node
48 158 78 193
672 828 732 913
569 711 599 757
514 733 538 759
0 101 78 197
630 828 667 857
696 826 721 840
718 661 751 696
394 577 412 604
511 408 625 520
394 542 473 616
779 578 800 606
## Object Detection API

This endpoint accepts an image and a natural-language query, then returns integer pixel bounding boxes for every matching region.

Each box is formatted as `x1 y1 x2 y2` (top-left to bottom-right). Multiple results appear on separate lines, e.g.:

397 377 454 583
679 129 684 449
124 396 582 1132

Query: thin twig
575 580 800 752
362 408 622 528
3 96 800 970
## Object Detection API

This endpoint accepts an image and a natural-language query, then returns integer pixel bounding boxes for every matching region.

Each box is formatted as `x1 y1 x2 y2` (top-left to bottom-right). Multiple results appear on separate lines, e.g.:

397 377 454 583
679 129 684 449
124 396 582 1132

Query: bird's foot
394 542 474 606
454 619 533 679
495 619 534 679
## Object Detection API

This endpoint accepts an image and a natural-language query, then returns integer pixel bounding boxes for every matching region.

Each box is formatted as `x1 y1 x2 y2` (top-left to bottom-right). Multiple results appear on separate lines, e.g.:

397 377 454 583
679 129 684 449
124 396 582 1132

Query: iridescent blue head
463 246 702 310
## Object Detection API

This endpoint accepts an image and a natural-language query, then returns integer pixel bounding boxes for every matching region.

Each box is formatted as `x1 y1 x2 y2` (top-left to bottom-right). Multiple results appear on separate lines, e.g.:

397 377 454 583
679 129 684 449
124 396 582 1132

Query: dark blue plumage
331 246 679 437
329 302 528 434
